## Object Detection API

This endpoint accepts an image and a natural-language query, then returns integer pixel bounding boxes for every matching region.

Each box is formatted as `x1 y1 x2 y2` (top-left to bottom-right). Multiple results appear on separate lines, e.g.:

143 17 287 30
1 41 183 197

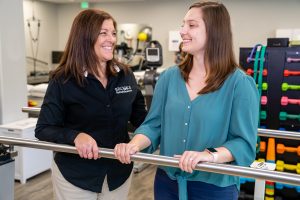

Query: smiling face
180 7 206 56
94 19 117 64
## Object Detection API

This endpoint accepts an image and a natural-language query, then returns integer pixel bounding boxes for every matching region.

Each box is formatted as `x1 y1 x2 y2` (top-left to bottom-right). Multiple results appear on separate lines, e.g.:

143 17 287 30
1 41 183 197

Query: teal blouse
134 66 259 200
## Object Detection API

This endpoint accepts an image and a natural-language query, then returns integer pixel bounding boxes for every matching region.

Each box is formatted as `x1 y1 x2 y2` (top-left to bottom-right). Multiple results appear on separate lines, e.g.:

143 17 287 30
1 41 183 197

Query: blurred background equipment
116 24 152 71
143 40 163 109
0 118 52 184
0 143 16 200
26 0 49 84
239 40 300 200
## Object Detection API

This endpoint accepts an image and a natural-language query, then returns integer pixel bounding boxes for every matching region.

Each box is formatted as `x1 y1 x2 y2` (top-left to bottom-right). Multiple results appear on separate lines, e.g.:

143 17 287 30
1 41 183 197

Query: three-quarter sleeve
134 70 169 153
35 79 80 145
222 75 259 166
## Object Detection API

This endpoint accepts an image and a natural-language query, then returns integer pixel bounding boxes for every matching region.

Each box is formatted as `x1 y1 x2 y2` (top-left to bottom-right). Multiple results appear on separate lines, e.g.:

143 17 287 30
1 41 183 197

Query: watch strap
205 148 218 163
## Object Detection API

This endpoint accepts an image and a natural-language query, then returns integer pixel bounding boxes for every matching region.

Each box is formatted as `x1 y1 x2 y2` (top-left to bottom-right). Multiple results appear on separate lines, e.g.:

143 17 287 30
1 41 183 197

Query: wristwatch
205 148 218 163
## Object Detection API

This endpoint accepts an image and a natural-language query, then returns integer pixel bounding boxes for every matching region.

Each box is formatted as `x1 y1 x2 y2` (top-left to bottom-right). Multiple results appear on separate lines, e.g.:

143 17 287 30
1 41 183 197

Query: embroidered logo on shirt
115 86 132 94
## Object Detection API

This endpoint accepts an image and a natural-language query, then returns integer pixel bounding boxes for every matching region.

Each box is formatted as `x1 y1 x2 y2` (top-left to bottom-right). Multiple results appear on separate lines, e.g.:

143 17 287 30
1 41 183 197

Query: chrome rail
22 107 41 114
1 135 300 186
258 128 300 140
22 107 300 141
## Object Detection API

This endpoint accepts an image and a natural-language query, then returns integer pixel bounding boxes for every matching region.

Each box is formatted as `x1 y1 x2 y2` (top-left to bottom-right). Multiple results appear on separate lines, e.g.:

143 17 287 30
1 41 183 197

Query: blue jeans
154 168 238 200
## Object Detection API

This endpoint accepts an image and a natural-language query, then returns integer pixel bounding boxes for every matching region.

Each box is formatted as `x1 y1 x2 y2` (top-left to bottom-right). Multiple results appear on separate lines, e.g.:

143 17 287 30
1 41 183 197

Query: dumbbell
265 181 275 196
266 184 274 190
279 112 300 121
276 182 300 192
262 83 268 90
287 57 300 63
260 111 267 120
266 138 275 163
261 96 267 105
276 160 300 174
265 196 276 200
265 197 275 200
265 187 274 196
266 181 274 187
284 69 300 77
281 96 300 106
266 181 275 196
282 83 300 91
260 141 266 152
257 158 266 162
256 83 268 90
246 69 268 76
277 143 300 156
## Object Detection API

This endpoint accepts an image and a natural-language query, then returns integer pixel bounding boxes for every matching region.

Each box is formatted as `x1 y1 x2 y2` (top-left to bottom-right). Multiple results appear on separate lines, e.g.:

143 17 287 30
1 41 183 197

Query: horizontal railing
1 135 300 186
257 128 300 140
22 107 41 114
22 107 300 141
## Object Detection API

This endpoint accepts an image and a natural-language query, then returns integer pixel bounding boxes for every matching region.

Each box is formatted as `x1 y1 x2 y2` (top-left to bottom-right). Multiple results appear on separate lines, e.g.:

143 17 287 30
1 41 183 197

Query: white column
0 0 27 124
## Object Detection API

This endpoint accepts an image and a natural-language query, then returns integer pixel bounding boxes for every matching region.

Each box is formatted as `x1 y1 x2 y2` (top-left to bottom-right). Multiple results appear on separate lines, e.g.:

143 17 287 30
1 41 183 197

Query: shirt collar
83 65 121 79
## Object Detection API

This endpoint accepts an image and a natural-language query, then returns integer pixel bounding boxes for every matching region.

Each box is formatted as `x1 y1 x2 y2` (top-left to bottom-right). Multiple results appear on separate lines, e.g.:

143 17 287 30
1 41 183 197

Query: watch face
207 148 217 152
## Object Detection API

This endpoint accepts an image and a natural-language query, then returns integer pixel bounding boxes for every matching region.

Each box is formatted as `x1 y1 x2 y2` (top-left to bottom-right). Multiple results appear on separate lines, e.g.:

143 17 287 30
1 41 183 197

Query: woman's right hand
114 143 139 164
74 132 99 160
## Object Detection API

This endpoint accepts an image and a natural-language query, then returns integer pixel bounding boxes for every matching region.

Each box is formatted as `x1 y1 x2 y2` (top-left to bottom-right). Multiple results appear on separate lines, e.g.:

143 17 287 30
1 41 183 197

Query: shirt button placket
183 104 191 145
183 122 188 144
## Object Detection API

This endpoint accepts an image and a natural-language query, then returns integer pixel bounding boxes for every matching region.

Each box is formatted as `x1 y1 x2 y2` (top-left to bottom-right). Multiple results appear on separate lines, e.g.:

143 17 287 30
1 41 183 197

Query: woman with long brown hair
114 1 259 200
35 9 147 200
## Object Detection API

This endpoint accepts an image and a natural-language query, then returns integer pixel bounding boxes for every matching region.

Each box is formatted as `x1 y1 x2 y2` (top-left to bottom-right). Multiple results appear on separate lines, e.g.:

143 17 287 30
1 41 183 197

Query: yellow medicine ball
138 32 147 41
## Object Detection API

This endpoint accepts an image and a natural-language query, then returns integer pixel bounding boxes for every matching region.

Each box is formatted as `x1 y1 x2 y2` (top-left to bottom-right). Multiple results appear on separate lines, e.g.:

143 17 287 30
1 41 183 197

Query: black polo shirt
35 69 147 192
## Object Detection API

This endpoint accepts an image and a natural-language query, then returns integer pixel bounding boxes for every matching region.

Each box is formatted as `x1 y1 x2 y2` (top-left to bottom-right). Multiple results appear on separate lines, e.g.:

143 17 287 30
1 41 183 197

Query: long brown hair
179 1 238 94
51 9 127 86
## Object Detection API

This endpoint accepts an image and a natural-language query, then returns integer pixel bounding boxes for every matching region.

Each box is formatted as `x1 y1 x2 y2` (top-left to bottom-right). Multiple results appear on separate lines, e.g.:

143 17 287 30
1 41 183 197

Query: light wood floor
14 164 157 200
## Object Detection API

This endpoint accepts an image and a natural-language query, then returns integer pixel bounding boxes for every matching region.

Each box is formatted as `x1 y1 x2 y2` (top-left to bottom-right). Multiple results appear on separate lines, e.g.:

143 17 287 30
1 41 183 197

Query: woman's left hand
175 150 212 173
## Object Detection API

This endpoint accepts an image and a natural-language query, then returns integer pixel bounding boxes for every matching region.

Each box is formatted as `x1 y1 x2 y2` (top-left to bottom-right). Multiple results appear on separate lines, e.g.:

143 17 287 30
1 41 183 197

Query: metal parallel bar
1 136 300 186
22 107 300 140
257 128 300 140
22 107 41 114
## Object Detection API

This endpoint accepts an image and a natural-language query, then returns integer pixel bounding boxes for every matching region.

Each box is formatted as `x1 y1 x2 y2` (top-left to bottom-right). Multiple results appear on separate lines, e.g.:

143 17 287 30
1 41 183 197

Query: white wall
0 0 27 124
23 0 300 69
57 1 189 68
23 0 58 73
57 4 81 50
226 0 300 59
